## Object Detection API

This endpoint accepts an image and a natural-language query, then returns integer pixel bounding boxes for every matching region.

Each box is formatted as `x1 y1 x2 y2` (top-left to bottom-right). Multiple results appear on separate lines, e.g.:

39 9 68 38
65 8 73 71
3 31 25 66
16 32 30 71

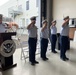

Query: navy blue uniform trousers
40 38 48 58
51 34 57 52
60 36 69 59
28 38 37 63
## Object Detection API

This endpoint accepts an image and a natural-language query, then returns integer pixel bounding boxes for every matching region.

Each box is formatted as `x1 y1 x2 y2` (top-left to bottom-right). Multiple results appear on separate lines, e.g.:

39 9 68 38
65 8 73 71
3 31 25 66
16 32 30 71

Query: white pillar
37 0 41 41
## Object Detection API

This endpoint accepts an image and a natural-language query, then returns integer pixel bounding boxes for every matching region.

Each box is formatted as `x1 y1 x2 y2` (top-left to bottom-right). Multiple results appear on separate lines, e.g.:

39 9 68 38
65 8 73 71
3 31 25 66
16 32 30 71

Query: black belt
29 37 37 39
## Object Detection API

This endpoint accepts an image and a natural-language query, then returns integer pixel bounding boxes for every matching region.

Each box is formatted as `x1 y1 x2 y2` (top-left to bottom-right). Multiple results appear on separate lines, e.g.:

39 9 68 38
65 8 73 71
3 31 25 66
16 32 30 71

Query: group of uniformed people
27 16 70 65
0 13 69 65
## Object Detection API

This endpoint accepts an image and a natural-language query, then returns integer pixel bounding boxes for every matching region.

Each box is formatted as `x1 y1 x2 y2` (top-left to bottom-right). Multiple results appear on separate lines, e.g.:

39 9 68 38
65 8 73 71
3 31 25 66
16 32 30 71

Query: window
36 0 39 7
26 19 29 25
26 1 29 10
22 18 25 27
18 5 22 10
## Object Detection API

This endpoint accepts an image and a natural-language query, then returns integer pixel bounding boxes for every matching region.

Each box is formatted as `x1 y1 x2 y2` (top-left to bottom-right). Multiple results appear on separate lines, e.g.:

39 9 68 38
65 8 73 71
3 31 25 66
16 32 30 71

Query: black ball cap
30 16 36 20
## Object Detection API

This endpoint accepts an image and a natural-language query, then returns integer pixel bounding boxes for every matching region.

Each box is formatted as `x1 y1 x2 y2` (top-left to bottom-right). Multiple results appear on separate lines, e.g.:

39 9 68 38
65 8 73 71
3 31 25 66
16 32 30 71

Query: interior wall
46 0 53 38
47 0 53 25
53 0 76 33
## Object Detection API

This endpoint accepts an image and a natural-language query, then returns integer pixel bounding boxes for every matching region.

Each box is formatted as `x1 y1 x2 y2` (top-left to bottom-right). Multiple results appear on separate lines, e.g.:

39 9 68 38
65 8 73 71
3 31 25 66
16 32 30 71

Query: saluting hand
27 20 35 29
65 18 69 23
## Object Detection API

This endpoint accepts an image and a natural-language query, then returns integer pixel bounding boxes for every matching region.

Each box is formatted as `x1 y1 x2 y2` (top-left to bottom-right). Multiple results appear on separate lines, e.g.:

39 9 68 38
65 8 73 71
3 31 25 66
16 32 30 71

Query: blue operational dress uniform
28 25 38 63
60 23 69 61
0 23 7 62
0 23 7 41
0 14 7 33
51 25 57 53
0 23 7 33
40 22 49 60
0 14 7 62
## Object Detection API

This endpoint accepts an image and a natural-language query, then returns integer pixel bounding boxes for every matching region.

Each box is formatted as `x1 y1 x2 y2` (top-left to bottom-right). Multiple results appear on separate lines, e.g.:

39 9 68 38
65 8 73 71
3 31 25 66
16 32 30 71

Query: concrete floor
0 41 76 75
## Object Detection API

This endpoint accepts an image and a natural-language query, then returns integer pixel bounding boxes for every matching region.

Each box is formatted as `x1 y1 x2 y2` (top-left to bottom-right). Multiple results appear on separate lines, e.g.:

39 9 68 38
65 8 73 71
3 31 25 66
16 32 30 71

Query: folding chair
11 27 29 61
20 39 41 61
20 40 29 61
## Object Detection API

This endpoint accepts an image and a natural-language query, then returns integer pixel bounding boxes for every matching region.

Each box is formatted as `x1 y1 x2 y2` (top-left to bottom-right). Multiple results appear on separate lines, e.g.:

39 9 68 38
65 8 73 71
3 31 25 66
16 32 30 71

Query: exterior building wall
0 0 39 29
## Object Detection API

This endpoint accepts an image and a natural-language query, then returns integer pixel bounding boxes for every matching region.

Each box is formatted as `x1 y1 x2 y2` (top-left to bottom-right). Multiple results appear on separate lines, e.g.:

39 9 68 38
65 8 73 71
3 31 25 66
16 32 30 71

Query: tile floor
0 41 76 75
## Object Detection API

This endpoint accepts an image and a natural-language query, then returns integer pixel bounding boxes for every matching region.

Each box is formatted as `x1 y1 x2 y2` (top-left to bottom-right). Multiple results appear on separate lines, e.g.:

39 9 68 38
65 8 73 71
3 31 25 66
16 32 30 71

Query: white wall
53 0 76 33
0 0 39 29
0 0 18 16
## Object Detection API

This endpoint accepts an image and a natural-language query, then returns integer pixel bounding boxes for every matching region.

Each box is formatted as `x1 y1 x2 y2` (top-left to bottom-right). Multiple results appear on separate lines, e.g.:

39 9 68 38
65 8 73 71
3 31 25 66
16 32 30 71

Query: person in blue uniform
40 20 49 61
0 14 8 62
60 16 69 61
0 14 7 33
50 20 57 53
27 16 39 65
